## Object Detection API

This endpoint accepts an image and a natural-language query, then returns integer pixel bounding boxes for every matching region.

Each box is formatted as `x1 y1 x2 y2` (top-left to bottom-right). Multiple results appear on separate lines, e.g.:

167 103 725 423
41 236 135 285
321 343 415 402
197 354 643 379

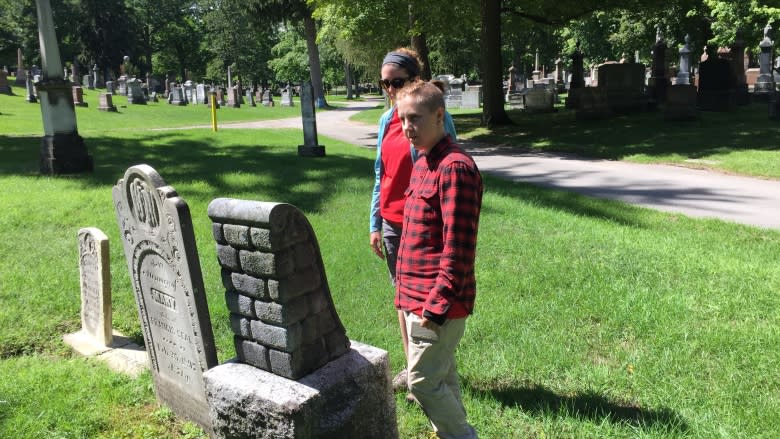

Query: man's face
396 95 444 153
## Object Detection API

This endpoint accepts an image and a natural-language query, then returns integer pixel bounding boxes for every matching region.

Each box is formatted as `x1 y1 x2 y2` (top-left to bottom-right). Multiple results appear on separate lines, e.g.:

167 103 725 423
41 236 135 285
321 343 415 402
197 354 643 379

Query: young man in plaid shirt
394 80 483 439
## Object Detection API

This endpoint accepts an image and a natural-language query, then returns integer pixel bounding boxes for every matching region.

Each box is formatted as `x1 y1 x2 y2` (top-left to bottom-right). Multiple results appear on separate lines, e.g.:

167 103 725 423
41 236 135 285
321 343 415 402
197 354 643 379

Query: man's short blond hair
395 80 445 114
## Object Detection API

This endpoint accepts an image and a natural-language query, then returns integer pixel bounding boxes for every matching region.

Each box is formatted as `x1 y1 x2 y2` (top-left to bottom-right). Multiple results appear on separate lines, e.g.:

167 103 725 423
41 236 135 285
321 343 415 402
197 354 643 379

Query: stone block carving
207 198 350 380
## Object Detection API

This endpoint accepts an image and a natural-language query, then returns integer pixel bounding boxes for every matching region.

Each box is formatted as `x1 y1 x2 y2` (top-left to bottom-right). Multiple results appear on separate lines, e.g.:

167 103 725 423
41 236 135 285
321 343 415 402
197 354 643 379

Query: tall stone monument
676 35 693 85
204 198 396 439
15 48 26 86
297 82 325 157
34 0 92 175
566 40 585 109
647 26 669 104
113 165 218 434
754 23 775 100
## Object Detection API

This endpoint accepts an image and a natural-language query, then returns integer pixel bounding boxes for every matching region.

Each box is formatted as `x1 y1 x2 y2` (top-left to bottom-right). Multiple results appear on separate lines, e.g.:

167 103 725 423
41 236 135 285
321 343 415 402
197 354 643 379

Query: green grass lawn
1 95 780 438
351 98 780 180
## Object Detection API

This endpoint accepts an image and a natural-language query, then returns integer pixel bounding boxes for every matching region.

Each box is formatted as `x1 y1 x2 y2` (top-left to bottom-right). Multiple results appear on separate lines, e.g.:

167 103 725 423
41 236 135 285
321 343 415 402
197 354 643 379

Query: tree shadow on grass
0 131 689 230
465 377 688 433
0 130 374 215
481 174 677 230
453 103 780 160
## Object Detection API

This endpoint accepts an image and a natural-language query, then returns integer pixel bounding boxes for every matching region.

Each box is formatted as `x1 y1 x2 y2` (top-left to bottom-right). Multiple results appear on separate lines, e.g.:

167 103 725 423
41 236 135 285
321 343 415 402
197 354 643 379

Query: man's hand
420 317 437 329
370 231 384 259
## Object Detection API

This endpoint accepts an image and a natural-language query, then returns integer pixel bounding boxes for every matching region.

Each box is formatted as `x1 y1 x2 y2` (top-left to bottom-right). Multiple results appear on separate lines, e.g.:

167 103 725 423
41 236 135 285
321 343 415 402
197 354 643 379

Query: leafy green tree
126 0 193 76
200 0 277 87
245 0 329 107
268 25 310 84
76 0 138 79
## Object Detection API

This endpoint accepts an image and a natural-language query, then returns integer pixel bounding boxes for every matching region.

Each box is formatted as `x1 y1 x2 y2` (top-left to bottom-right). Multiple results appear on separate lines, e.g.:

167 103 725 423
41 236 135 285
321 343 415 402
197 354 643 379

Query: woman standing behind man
369 48 457 395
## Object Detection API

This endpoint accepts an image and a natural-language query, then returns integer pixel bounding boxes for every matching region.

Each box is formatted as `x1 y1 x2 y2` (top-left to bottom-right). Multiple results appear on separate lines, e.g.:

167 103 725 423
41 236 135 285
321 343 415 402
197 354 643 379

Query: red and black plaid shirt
395 135 483 321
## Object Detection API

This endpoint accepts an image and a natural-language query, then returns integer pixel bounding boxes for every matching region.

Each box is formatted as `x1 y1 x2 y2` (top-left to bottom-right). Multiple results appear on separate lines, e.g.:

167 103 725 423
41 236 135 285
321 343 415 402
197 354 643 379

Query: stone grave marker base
204 341 397 439
298 145 326 157
63 329 148 377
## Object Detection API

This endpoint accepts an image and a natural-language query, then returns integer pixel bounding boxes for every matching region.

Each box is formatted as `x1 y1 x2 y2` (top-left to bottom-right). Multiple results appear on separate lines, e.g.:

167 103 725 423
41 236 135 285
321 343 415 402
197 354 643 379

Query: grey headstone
25 71 36 103
0 70 12 95
462 86 481 108
113 165 218 434
245 88 256 107
77 227 112 346
126 79 146 104
72 86 88 107
118 76 127 96
596 63 648 112
280 87 294 107
524 87 555 112
168 85 186 106
227 87 240 108
297 82 325 157
262 89 274 106
755 23 775 98
98 93 117 112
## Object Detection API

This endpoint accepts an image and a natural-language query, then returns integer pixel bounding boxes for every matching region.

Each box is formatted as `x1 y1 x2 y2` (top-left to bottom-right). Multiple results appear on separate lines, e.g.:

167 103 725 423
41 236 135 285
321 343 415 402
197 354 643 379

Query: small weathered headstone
25 71 37 103
280 86 294 107
168 85 186 106
113 165 218 433
126 78 146 104
245 88 256 107
524 87 556 112
72 86 88 107
183 80 194 104
462 86 481 109
0 70 12 95
227 86 240 108
117 76 128 96
297 82 325 157
262 89 274 107
98 93 117 112
71 227 113 347
664 84 699 121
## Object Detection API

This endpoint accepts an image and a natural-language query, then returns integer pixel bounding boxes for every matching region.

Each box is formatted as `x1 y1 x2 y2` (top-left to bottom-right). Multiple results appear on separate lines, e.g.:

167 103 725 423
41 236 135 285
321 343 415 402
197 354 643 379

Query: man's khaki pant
405 312 477 439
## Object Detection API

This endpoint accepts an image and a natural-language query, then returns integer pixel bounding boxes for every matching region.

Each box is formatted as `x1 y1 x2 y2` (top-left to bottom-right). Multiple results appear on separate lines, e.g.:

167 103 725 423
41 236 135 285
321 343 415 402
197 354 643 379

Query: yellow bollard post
210 92 218 132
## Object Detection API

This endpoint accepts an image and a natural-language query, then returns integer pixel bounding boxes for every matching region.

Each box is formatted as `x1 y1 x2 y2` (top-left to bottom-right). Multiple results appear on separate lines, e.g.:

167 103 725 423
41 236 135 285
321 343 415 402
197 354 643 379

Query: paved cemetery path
199 99 780 231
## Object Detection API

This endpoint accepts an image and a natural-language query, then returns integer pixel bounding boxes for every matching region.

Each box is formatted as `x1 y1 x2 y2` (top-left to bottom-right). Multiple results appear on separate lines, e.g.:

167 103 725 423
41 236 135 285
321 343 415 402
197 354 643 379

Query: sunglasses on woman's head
379 77 409 90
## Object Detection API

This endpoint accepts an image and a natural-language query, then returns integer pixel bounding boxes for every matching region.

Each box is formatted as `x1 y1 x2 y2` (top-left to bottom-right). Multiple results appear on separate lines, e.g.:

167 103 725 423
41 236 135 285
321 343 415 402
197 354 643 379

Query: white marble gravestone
64 227 112 351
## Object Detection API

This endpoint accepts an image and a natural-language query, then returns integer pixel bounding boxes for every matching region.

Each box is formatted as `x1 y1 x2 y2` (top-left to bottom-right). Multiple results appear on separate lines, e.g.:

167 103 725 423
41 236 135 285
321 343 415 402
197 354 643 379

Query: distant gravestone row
65 164 395 438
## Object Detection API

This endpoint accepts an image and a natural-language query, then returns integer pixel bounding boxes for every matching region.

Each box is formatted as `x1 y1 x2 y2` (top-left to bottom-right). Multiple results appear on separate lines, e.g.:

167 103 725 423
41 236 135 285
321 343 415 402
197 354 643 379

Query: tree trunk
303 14 328 108
344 61 353 99
481 0 512 127
408 4 431 80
